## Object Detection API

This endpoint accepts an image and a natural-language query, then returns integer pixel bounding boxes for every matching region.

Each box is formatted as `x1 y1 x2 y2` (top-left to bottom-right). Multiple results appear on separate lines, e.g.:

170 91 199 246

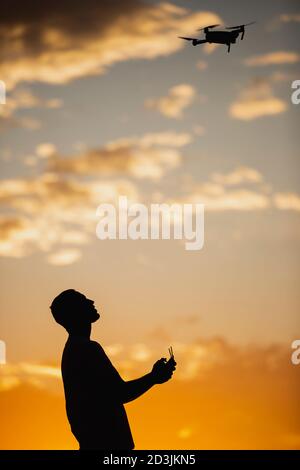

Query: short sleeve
85 341 124 400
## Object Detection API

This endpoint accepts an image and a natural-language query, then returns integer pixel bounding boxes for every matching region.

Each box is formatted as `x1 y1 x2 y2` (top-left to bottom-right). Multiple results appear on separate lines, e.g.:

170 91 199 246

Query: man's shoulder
64 338 103 354
64 337 109 360
90 340 105 352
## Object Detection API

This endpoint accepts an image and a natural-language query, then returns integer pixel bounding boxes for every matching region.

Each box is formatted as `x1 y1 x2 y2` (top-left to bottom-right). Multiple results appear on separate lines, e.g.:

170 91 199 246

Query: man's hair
50 289 86 329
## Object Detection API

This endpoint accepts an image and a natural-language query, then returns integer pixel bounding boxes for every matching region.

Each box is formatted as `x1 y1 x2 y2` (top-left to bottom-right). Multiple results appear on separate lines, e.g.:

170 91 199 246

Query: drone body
179 23 255 53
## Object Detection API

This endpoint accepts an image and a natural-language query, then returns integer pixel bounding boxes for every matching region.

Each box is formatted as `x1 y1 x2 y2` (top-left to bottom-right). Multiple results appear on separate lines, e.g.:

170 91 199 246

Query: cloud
0 215 39 257
178 167 300 213
49 131 191 179
203 43 220 55
273 192 300 211
175 166 271 212
229 78 287 120
35 143 57 159
0 338 294 389
7 89 62 110
1 158 298 261
0 1 222 90
104 344 124 357
0 172 140 216
108 131 193 148
268 13 300 31
20 364 61 379
0 363 61 392
130 343 152 362
0 339 299 449
212 167 263 186
186 186 270 211
0 172 139 260
47 248 82 266
269 71 297 83
50 147 180 180
244 51 300 66
1 129 180 261
279 14 300 24
230 98 286 121
0 173 93 210
145 84 196 118
0 88 62 131
0 113 41 132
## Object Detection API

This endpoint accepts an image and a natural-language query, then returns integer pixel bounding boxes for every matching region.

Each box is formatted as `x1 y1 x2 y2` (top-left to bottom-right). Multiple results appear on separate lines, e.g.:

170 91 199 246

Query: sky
0 0 300 449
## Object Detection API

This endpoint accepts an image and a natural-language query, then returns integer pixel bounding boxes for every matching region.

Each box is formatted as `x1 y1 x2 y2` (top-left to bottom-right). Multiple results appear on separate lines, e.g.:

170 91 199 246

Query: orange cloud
273 192 300 211
0 173 139 260
46 249 82 266
229 78 287 120
145 84 197 118
244 51 300 66
230 98 286 120
0 88 62 131
212 167 263 186
0 215 37 257
186 187 270 211
174 167 269 211
0 129 193 260
49 131 188 178
174 166 300 213
1 158 299 261
279 14 300 24
0 2 222 90
0 338 299 449
35 143 57 159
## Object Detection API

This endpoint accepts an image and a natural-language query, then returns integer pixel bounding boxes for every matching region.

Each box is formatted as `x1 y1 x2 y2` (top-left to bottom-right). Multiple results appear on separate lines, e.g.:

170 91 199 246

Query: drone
179 22 255 53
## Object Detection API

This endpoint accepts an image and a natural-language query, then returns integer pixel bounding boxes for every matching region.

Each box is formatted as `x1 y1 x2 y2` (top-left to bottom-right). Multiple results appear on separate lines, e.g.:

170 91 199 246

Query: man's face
77 293 100 323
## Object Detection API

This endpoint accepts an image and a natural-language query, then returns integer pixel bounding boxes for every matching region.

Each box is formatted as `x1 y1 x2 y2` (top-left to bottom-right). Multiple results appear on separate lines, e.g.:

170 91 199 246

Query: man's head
50 289 100 332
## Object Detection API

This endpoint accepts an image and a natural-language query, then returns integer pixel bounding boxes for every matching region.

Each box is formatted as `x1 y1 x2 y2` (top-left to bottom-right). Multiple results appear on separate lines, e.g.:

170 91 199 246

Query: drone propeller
197 24 220 31
226 22 255 40
226 21 256 30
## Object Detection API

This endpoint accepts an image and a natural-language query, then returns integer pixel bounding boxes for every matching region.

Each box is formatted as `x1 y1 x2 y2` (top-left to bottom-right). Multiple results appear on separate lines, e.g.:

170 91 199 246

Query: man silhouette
50 289 176 450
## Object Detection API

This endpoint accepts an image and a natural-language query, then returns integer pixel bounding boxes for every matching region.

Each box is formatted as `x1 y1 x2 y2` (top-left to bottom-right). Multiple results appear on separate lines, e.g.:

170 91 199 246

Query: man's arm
121 358 176 403
89 342 176 403
122 373 155 403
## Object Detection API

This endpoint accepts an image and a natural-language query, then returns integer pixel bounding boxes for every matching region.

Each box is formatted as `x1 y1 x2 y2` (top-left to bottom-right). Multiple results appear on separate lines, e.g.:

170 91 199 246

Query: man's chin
91 312 100 323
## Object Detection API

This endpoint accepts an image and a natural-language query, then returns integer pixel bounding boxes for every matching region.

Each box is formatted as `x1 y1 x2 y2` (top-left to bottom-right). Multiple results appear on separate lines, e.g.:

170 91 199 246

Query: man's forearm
122 373 155 403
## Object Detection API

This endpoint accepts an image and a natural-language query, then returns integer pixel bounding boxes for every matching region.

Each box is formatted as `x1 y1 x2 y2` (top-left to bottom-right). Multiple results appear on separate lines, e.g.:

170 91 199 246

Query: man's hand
121 355 177 403
150 357 177 384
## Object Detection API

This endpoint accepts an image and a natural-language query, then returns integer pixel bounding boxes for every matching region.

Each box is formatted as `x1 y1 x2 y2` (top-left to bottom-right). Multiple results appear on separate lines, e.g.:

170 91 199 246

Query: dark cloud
0 0 141 36
0 2 221 89
0 0 143 63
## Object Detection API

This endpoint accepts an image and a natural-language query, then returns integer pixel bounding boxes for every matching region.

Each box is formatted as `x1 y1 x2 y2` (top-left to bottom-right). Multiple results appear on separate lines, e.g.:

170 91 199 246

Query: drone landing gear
227 43 231 53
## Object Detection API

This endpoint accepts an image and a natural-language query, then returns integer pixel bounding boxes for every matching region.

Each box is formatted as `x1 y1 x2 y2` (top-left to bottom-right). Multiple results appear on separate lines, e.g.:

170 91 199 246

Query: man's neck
68 324 91 339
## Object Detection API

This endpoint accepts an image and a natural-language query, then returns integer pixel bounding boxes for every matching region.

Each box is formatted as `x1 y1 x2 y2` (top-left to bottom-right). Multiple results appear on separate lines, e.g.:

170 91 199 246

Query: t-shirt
61 336 134 449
